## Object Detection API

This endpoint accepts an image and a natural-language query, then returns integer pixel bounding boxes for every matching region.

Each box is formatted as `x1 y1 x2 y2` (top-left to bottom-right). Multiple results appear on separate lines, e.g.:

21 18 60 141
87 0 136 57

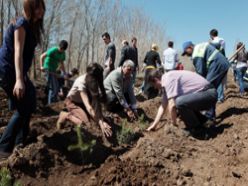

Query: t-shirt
0 16 37 75
105 42 116 66
67 74 87 103
162 70 210 104
43 47 66 72
163 47 178 70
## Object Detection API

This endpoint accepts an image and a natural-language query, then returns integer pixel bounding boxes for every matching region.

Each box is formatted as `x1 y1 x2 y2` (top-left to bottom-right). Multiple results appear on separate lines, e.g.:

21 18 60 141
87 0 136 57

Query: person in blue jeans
0 0 45 159
233 42 248 96
40 40 68 104
182 41 229 122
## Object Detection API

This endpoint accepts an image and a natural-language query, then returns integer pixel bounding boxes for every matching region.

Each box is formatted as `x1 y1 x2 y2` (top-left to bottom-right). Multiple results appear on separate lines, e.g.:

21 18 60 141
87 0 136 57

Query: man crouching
146 69 217 135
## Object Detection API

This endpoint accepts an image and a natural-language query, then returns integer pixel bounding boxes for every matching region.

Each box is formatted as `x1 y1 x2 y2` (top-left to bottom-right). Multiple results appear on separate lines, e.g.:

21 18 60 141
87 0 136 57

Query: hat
182 41 193 56
151 43 159 51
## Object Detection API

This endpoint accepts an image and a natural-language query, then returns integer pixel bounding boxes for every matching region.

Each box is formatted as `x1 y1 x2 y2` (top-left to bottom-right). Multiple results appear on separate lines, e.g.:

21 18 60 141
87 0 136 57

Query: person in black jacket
141 44 161 99
119 39 139 85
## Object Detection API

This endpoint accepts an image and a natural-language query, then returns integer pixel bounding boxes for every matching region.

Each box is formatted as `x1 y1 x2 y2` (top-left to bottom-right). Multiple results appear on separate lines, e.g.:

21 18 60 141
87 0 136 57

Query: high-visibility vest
192 42 219 69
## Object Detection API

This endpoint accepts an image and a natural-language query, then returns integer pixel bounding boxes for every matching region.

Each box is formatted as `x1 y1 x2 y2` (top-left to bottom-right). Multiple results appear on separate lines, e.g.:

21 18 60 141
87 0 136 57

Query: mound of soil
1 75 248 185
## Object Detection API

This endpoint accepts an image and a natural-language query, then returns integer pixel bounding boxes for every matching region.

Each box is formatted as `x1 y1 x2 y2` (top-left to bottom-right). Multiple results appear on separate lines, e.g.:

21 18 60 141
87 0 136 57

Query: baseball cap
182 41 193 56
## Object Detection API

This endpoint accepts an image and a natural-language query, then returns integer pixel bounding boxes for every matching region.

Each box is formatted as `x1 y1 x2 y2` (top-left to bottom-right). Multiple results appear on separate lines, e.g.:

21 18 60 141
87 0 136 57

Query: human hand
146 122 156 132
40 66 45 72
13 79 25 100
99 120 112 137
126 109 136 122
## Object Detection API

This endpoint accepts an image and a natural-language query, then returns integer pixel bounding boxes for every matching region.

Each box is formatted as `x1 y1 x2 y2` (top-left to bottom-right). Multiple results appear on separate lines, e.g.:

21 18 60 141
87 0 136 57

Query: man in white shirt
210 29 226 56
210 29 226 102
162 41 179 72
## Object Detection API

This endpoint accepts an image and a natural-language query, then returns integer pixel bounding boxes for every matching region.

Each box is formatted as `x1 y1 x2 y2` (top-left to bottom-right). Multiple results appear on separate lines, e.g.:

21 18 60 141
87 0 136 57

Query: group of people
0 0 248 161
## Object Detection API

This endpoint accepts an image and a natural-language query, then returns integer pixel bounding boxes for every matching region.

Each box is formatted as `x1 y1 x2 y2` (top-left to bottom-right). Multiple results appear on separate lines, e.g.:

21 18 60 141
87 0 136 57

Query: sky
122 0 248 56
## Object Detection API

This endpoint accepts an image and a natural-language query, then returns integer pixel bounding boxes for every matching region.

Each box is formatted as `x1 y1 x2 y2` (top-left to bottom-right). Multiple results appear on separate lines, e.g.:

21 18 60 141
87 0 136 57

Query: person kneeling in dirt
146 69 217 135
57 63 112 137
104 60 138 122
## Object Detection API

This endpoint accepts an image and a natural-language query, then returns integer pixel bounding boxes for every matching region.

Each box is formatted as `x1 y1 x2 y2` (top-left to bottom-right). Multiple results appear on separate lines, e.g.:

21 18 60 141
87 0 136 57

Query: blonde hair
151 43 158 51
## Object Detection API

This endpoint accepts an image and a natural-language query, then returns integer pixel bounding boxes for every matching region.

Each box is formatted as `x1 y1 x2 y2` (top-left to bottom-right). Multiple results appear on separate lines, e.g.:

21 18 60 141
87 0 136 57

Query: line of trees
0 0 167 78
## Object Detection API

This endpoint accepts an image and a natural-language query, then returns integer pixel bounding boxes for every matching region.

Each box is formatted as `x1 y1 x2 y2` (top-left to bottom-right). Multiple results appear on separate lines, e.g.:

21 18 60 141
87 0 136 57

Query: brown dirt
1 76 248 186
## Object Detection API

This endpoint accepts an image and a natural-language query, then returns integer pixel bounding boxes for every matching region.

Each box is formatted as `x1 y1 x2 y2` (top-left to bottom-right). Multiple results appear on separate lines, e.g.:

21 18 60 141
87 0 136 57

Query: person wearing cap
104 60 138 121
146 69 217 136
140 44 162 99
182 41 229 121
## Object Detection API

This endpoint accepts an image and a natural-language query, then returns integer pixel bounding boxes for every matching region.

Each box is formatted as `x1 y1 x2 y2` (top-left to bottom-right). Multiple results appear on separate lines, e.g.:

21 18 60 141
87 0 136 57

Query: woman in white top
57 63 112 137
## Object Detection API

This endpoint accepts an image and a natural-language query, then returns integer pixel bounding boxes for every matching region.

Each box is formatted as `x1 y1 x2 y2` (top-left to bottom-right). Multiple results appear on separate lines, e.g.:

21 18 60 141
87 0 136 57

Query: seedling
68 126 96 153
137 114 148 130
117 119 136 145
0 167 21 186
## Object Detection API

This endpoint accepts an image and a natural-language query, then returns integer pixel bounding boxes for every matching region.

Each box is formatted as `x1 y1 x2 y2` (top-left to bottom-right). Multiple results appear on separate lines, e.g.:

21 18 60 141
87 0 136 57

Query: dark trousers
0 70 36 153
176 88 217 129
106 93 130 112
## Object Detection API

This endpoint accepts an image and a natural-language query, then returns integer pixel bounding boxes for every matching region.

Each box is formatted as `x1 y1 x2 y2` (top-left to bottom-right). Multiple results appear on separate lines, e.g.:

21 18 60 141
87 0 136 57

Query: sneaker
0 151 11 160
203 119 216 128
56 111 68 129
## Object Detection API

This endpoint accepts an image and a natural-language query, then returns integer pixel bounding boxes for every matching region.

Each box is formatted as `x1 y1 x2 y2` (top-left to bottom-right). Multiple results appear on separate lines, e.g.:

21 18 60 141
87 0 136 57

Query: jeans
0 69 36 152
176 87 217 129
217 84 224 101
236 67 247 94
46 72 59 104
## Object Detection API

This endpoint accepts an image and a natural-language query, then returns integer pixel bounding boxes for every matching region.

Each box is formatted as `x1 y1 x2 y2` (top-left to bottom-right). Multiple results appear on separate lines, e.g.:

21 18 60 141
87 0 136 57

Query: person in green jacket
40 40 68 104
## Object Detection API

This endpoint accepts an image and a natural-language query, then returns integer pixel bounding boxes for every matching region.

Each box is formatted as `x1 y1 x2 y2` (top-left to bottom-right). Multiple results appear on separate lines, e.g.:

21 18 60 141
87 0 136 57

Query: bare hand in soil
127 110 137 122
99 121 112 137
146 123 156 132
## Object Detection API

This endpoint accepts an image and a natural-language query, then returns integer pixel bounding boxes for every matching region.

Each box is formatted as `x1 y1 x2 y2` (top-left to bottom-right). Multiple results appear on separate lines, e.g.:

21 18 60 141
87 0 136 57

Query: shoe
13 143 24 155
56 111 68 129
181 129 191 137
203 119 216 128
0 151 11 160
217 99 224 104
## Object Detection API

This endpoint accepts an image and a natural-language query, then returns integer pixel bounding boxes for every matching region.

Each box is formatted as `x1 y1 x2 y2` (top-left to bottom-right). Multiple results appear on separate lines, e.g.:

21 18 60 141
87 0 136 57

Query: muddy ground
0 75 248 186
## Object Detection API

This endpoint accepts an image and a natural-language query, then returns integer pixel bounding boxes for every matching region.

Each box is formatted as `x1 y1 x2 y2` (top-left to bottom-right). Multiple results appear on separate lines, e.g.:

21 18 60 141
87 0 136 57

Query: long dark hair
23 0 46 44
85 63 106 122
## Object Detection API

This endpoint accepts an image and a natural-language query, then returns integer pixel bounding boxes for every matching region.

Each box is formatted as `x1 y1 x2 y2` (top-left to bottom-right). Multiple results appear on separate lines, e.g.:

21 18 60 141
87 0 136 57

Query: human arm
156 53 162 66
13 26 25 100
111 74 136 121
118 48 126 67
126 78 138 120
147 103 167 131
107 46 115 66
193 57 207 77
168 98 177 125
39 52 47 72
80 91 112 137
